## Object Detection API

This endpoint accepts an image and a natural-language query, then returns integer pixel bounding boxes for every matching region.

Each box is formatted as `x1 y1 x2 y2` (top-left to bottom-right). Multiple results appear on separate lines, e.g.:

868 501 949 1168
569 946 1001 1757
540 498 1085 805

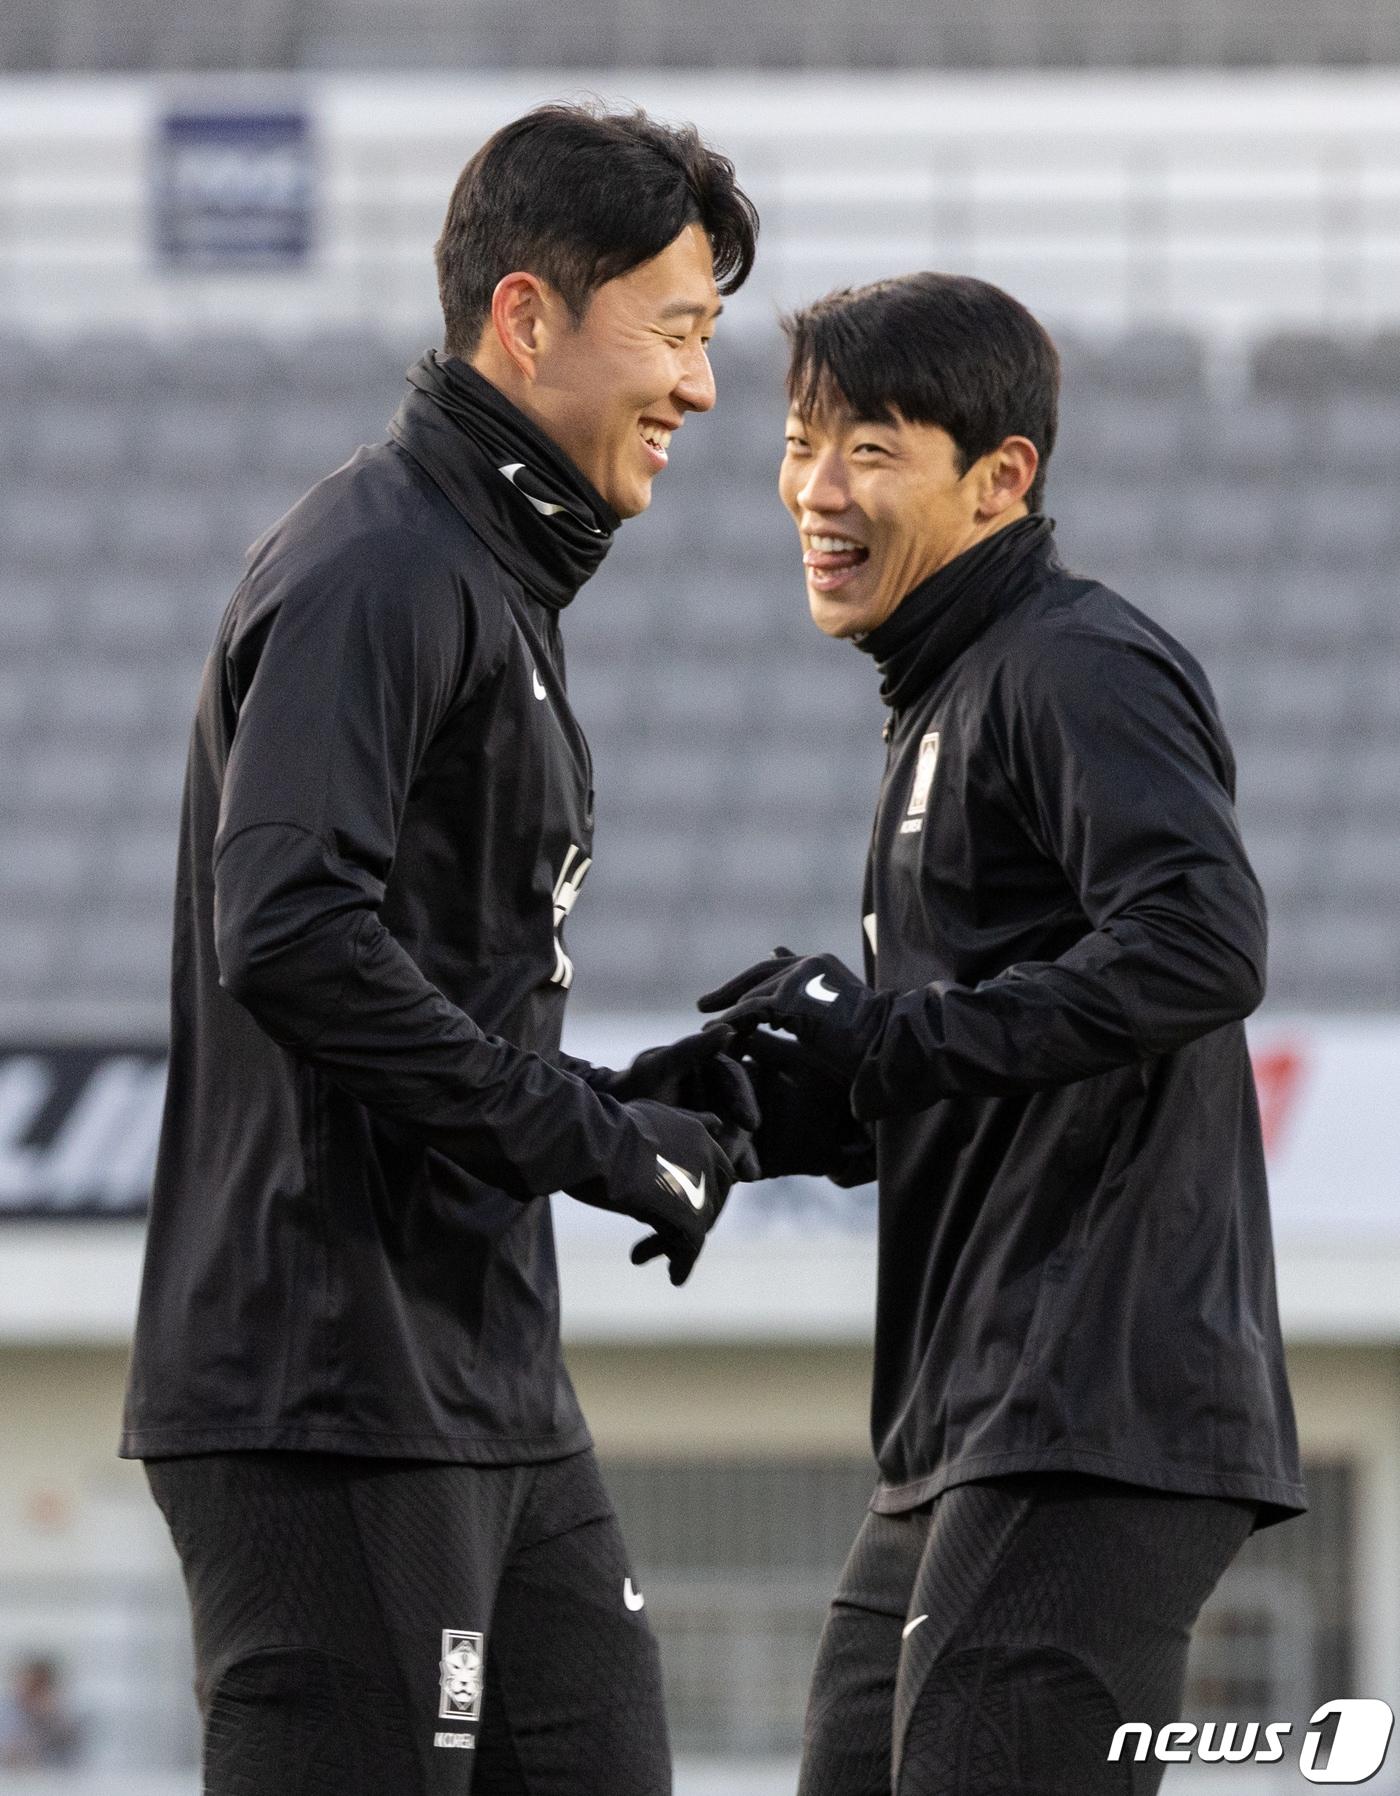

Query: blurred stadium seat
9 0 1400 69
2 323 1398 1022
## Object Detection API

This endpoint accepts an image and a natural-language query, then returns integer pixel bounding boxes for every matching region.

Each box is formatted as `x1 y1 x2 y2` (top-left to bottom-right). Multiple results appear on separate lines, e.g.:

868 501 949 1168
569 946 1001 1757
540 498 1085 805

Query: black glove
739 1031 876 1186
698 949 892 1083
583 1026 761 1182
564 1097 739 1287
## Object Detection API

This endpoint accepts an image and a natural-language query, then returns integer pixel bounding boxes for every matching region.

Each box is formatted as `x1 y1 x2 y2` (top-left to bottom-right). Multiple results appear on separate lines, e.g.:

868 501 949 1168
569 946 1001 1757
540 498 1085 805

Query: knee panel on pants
203 1647 422 1796
895 1644 1136 1796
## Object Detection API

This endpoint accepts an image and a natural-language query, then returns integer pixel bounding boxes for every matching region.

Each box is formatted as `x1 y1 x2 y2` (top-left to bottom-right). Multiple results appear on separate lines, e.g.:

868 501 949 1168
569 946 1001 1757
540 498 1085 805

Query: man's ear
978 436 1039 519
488 272 550 382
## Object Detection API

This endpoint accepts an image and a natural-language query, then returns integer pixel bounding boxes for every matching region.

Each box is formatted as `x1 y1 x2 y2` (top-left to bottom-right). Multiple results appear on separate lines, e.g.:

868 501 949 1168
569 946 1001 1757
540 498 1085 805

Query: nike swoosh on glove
740 1031 875 1187
698 948 893 1083
586 1026 761 1182
565 1098 738 1288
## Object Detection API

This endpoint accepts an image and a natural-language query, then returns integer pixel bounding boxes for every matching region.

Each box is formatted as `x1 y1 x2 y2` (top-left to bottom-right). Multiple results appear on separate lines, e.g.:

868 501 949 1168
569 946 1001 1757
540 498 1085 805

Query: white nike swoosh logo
498 462 606 534
624 1578 645 1612
499 462 567 519
902 1613 928 1640
804 974 840 1004
656 1154 707 1212
531 667 547 701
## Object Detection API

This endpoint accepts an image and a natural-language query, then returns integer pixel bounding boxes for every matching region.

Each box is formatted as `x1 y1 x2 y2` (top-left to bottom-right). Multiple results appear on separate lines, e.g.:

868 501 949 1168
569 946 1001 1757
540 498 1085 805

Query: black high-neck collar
389 351 620 612
858 515 1060 710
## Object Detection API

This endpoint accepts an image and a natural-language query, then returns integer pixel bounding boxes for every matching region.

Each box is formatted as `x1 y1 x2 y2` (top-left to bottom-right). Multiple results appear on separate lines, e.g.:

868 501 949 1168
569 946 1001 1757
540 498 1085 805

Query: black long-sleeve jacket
121 355 658 1462
849 517 1303 1524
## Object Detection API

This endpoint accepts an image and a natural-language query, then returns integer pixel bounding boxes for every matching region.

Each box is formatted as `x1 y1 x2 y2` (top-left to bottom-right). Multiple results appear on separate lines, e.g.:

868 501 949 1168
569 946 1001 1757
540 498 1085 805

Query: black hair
783 272 1060 512
435 102 759 356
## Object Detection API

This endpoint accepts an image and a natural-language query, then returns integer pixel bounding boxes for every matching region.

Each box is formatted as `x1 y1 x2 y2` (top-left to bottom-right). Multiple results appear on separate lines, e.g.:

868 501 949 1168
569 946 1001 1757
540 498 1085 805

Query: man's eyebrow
657 299 724 323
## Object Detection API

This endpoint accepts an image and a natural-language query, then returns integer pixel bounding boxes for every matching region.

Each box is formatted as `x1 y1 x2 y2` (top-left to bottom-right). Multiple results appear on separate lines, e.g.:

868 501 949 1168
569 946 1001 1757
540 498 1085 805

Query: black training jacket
847 516 1304 1525
122 353 659 1463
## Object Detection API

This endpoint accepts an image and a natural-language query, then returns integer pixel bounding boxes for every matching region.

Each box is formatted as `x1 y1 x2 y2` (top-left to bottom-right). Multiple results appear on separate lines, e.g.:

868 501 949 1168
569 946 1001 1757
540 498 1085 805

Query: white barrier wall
4 1015 1400 1345
3 72 1400 338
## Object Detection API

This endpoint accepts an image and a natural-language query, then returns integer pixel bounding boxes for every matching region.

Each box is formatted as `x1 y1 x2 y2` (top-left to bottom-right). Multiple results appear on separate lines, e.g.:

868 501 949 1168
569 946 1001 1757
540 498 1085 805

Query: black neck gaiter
390 351 620 611
859 515 1061 711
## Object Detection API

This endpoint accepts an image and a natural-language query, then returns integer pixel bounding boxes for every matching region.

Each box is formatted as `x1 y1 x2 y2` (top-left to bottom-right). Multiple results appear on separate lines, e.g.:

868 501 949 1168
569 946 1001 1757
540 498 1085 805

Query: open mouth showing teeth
803 534 870 588
639 422 673 465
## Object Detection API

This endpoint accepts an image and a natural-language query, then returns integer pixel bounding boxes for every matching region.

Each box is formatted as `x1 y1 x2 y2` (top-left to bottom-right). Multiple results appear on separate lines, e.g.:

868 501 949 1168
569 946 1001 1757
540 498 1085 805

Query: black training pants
798 1472 1256 1796
146 1448 670 1796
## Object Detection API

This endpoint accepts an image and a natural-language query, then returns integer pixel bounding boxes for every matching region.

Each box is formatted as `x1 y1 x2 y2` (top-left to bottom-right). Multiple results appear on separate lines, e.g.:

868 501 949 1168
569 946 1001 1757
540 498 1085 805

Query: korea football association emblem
900 731 941 835
439 1629 485 1722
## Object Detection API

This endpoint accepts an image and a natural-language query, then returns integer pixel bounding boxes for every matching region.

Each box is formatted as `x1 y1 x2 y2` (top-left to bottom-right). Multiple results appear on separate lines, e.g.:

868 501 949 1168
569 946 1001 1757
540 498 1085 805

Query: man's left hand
697 949 891 1082
589 1027 761 1181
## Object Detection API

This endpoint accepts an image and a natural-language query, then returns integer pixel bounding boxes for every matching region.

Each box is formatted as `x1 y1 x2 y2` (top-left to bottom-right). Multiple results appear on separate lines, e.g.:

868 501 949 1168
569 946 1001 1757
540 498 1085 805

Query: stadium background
2 7 1400 1791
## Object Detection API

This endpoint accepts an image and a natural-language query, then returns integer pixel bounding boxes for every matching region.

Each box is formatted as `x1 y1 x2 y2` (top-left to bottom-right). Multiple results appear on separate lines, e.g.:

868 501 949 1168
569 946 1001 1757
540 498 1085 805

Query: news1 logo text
1109 1699 1393 1781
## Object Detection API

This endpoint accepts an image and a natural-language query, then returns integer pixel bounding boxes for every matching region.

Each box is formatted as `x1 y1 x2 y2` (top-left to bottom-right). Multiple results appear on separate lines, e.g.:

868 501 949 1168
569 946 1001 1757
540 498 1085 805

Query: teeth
808 534 864 552
639 425 673 450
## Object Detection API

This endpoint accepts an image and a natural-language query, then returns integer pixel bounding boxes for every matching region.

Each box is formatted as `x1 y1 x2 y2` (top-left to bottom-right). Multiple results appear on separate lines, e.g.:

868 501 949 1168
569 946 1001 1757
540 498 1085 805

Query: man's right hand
740 1031 876 1187
565 1098 745 1287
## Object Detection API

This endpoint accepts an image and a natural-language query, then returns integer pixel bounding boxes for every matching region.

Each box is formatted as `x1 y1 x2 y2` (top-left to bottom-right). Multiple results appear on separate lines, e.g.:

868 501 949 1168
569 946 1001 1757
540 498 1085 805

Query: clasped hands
598 949 886 1285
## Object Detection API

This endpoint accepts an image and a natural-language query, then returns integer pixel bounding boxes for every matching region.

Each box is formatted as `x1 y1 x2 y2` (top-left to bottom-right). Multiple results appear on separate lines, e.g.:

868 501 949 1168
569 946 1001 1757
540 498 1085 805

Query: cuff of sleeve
558 1053 617 1095
850 1052 892 1123
849 986 947 1122
846 990 899 1122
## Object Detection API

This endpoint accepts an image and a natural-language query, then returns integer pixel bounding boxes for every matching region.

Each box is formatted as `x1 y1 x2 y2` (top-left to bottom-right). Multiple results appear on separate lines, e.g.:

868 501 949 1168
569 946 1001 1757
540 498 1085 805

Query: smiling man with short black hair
123 103 759 1796
704 272 1304 1795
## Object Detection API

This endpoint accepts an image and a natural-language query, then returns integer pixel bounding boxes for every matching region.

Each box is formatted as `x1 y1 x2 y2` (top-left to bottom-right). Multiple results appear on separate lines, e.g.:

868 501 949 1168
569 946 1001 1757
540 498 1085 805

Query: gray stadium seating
9 0 1400 70
1 322 1397 1025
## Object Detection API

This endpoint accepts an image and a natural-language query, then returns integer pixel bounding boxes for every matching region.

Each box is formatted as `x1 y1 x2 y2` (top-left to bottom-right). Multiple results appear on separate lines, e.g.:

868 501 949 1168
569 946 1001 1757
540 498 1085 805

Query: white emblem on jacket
550 844 592 988
438 1629 485 1722
900 731 941 835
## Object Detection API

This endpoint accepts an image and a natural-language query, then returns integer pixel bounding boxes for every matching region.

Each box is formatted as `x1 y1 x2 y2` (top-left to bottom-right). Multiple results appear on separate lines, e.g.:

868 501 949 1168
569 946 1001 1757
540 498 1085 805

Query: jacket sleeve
827 1126 878 1188
212 537 653 1202
851 627 1266 1120
557 1051 609 1087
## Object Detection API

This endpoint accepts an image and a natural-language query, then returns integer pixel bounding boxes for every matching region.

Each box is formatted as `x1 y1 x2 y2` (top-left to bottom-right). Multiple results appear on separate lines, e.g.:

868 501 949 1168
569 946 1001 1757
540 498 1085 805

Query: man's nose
675 345 716 414
799 452 848 512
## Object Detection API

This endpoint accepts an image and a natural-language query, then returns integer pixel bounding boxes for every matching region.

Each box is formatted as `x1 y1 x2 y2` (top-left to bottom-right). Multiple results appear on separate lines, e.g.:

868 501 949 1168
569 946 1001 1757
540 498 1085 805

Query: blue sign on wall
153 108 314 269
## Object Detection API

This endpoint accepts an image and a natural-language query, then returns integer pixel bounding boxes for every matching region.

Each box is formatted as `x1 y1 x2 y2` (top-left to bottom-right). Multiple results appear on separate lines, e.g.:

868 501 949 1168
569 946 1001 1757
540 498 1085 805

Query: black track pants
146 1449 670 1796
798 1472 1255 1796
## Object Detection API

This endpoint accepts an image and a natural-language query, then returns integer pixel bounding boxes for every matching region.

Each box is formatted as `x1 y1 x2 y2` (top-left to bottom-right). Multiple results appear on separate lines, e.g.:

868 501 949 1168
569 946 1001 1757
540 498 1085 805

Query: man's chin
609 476 654 521
807 583 873 640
